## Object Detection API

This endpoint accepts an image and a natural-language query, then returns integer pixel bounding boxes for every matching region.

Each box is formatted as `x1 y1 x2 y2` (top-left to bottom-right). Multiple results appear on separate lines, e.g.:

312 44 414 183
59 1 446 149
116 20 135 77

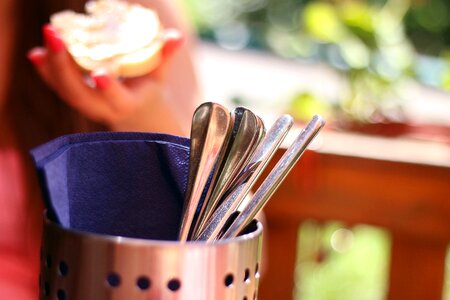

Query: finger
42 24 92 100
150 29 185 79
113 30 184 109
90 69 141 119
42 24 112 122
27 47 53 87
90 68 171 131
27 47 47 66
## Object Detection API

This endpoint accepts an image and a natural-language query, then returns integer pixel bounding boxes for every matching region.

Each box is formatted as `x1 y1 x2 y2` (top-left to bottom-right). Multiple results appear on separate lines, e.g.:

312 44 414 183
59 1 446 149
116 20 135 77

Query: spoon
222 115 266 197
220 115 326 240
178 102 233 241
191 107 262 237
195 114 294 242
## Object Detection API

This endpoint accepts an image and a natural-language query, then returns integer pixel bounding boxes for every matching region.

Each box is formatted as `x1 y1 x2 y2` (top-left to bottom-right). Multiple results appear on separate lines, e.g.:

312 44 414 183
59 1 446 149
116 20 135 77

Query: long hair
5 0 105 152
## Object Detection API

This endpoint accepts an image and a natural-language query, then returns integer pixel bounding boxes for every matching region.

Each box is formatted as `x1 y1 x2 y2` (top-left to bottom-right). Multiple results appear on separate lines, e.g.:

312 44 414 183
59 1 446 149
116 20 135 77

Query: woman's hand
27 24 189 136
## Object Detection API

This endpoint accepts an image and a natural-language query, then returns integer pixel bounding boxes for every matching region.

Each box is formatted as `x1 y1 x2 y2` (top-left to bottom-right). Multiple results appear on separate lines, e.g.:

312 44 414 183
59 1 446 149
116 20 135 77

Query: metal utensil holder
40 217 263 300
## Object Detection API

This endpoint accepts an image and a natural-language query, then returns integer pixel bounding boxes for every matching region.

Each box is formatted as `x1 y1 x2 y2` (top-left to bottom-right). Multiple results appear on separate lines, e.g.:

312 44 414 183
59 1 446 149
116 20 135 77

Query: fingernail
91 70 111 90
27 47 46 65
164 29 183 42
162 29 185 57
42 24 64 53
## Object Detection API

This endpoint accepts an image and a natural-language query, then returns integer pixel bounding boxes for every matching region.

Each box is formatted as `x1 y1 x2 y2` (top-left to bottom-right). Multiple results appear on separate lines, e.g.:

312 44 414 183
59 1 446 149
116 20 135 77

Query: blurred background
181 0 450 299
185 0 450 133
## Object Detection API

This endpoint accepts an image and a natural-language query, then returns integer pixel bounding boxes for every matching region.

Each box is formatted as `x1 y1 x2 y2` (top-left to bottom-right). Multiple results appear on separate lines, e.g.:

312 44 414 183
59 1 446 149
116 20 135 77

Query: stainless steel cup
40 217 263 300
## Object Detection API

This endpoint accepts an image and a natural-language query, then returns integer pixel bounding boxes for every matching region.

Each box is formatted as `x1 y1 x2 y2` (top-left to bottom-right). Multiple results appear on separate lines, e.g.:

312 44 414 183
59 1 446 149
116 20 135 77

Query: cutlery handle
196 114 294 241
178 103 232 241
220 115 325 240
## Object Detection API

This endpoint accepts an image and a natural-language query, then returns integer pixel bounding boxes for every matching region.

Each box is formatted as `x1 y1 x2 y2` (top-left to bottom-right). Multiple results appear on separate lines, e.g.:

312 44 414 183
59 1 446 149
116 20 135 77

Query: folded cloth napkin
30 132 190 241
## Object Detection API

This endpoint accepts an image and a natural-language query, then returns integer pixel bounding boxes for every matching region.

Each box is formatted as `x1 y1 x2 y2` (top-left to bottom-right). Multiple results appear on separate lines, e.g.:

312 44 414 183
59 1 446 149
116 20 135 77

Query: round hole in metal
136 276 151 290
57 289 67 300
43 282 50 296
45 255 52 269
224 274 234 287
106 272 121 287
58 261 69 277
244 268 250 282
167 278 181 292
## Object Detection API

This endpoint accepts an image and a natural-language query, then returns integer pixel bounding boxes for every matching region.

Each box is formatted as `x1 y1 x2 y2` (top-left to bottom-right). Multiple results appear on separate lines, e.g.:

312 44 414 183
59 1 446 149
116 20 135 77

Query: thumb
150 29 185 79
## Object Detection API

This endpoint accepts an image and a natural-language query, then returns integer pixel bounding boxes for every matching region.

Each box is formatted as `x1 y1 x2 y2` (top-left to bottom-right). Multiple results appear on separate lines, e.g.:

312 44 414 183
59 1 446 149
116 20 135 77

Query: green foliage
441 50 450 92
184 0 449 123
304 2 347 44
297 0 417 122
287 92 332 123
295 221 390 300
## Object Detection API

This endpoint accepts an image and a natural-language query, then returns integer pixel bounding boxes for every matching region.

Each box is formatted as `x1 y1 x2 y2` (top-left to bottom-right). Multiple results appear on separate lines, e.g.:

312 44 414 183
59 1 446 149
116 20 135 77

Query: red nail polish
42 24 65 53
92 72 110 90
162 29 185 57
27 48 46 65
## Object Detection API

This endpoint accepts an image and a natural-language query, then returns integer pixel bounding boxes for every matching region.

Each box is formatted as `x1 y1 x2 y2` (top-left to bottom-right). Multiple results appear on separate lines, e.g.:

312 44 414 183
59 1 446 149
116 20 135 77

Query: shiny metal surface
178 102 233 241
221 115 326 240
40 218 263 300
196 115 294 242
224 115 266 196
192 107 261 238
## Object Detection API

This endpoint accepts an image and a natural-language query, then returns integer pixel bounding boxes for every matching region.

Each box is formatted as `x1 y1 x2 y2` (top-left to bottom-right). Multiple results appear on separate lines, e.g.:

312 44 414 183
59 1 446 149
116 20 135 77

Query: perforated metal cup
40 216 263 300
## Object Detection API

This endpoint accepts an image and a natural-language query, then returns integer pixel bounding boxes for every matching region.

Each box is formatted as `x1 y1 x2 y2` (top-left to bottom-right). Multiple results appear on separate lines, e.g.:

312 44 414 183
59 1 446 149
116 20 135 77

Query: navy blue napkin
30 132 190 241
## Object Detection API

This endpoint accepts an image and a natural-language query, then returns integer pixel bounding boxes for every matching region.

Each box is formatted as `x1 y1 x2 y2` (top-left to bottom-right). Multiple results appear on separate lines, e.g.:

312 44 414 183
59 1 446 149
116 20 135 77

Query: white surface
195 42 343 120
195 42 450 127
194 42 450 166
